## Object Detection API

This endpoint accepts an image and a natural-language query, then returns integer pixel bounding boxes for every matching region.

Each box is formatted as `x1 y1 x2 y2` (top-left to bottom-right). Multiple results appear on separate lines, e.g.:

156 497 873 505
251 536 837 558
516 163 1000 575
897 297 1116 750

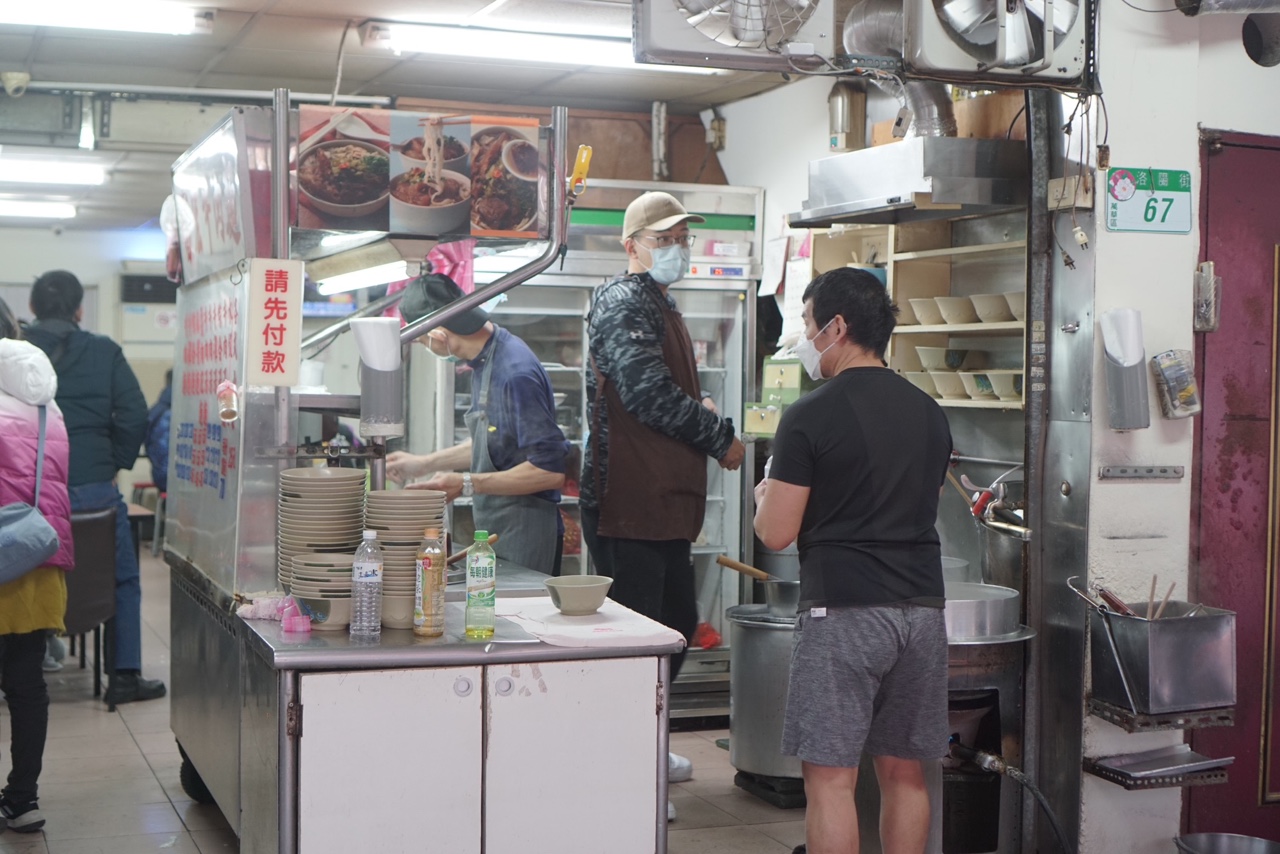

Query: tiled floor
0 550 806 853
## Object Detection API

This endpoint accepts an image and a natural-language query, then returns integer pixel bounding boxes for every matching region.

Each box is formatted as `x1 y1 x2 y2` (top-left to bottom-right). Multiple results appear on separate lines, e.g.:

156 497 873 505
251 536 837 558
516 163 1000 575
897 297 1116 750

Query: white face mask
794 318 836 381
638 242 690 286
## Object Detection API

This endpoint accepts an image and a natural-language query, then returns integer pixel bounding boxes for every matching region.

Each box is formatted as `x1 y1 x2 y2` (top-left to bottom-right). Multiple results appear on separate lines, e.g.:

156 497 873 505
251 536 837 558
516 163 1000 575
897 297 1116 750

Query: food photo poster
296 106 546 239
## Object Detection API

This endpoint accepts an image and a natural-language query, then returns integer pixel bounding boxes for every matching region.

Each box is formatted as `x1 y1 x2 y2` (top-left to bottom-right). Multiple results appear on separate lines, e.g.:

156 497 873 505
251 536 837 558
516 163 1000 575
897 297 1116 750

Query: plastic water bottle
414 528 445 638
464 530 496 639
350 529 383 638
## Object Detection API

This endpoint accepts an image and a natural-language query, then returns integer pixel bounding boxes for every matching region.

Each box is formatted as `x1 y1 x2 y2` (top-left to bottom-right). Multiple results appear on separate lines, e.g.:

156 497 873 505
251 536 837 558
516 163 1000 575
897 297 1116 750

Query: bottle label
414 558 427 624
466 554 496 605
353 560 382 583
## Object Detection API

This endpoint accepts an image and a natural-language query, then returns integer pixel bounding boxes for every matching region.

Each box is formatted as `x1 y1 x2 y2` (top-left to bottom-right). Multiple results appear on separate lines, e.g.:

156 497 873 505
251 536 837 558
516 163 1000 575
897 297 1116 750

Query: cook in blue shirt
388 273 570 575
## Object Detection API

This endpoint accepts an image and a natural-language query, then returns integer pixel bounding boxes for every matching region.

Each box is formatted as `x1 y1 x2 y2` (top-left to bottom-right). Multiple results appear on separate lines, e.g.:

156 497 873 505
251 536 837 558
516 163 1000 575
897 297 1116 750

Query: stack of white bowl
365 490 447 628
288 553 354 631
277 468 366 588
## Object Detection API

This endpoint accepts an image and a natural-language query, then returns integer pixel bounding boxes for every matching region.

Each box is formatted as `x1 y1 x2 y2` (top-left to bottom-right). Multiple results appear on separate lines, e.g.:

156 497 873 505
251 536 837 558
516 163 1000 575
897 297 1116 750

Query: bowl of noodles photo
389 168 472 235
297 140 390 218
470 126 539 233
397 134 468 175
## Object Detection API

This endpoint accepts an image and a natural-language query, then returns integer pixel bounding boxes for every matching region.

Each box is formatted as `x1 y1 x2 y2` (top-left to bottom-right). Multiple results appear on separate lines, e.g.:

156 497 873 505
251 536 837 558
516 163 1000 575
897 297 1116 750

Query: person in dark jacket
145 371 172 494
24 270 166 705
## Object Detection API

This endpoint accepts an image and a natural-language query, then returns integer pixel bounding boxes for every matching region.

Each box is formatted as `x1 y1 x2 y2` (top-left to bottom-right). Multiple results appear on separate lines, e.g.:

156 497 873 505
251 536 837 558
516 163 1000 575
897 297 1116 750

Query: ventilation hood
788 137 1028 227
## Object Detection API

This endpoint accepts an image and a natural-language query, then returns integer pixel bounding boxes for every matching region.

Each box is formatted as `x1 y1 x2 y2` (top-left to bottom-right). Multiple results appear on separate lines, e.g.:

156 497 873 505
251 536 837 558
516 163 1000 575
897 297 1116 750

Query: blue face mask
641 243 690 286
428 332 461 363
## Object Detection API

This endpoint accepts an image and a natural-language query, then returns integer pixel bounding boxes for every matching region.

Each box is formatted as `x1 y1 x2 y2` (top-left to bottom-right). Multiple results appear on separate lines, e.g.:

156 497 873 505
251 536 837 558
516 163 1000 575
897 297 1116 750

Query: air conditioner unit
633 0 1095 91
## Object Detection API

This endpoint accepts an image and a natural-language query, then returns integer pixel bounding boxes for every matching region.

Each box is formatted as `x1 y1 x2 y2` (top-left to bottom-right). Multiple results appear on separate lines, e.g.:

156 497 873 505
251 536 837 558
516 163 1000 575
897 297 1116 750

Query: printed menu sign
296 106 546 239
245 258 304 386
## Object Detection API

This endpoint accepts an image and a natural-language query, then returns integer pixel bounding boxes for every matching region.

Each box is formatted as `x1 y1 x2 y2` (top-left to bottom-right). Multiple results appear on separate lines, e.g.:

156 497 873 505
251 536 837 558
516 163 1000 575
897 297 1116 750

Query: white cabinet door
484 657 662 854
298 667 483 854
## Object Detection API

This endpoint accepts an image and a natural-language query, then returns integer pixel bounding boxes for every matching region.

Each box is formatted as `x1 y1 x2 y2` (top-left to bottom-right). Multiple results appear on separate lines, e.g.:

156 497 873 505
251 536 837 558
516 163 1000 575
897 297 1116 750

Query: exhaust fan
903 0 1094 88
633 0 1095 90
633 0 838 72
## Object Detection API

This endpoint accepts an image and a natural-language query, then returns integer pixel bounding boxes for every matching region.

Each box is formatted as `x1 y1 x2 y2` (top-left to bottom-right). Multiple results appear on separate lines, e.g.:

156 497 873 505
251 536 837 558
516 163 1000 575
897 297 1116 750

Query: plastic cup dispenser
349 318 405 439
1100 308 1150 431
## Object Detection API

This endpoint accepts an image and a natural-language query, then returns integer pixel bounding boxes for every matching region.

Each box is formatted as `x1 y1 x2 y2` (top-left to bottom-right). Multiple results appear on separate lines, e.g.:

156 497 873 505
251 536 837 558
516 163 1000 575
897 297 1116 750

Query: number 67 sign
1105 167 1192 234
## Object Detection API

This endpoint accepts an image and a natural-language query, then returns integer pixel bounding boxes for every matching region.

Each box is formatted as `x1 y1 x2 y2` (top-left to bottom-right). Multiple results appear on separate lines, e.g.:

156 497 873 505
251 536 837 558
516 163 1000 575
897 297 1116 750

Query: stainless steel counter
243 600 683 671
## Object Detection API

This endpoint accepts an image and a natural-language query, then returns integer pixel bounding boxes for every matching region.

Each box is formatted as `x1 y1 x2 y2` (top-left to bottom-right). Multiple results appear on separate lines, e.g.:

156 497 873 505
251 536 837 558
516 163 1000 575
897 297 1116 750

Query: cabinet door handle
494 676 515 697
454 676 474 697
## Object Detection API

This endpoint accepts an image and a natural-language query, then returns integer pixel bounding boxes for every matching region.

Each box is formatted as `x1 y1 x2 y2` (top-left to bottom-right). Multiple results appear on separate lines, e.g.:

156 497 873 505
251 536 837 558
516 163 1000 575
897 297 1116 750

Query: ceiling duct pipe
1176 0 1280 13
843 0 958 138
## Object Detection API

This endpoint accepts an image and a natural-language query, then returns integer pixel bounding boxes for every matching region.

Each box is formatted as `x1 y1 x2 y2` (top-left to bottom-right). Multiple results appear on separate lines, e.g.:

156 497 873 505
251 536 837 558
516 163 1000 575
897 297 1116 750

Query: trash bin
1174 833 1280 854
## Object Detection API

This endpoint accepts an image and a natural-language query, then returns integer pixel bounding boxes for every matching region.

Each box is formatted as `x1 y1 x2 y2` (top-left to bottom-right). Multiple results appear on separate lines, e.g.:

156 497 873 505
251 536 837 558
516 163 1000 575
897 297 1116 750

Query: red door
1189 131 1280 836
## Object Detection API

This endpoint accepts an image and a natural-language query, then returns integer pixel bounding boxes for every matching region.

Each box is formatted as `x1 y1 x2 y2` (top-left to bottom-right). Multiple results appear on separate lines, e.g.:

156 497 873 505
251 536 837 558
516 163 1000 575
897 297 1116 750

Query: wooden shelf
893 240 1027 262
934 398 1024 411
893 321 1024 335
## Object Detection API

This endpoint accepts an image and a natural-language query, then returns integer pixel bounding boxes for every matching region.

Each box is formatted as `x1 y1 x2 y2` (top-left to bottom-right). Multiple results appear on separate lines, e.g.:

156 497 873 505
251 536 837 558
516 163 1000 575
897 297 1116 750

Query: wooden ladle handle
715 554 771 581
446 533 499 566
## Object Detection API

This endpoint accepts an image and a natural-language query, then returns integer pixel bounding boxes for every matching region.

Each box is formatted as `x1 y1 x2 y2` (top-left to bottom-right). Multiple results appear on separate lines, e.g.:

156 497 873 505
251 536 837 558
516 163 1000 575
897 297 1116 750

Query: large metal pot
944 582 1020 640
727 605 801 779
763 579 800 617
755 542 799 580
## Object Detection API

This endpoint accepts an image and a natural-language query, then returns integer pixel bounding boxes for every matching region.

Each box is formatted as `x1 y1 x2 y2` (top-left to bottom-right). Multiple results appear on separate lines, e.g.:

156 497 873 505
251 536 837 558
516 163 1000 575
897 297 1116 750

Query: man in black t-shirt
754 267 952 854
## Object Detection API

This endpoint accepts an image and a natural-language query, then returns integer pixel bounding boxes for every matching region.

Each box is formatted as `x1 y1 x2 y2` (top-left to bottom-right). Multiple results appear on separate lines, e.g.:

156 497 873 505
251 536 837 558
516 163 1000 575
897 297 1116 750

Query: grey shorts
781 604 949 767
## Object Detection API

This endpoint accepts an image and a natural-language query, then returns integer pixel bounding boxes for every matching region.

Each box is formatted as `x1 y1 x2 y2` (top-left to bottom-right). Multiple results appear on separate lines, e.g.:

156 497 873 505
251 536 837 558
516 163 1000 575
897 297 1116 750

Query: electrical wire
329 20 353 107
1116 0 1181 11
1006 104 1027 139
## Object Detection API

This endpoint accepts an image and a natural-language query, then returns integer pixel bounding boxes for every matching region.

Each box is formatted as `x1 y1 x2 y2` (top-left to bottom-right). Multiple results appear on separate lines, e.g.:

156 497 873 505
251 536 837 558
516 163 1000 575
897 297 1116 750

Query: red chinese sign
246 258 304 386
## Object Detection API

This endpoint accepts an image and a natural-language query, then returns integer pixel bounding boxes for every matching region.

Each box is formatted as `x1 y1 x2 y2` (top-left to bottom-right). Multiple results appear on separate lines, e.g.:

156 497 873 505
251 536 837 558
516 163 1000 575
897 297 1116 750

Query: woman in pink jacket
0 297 72 834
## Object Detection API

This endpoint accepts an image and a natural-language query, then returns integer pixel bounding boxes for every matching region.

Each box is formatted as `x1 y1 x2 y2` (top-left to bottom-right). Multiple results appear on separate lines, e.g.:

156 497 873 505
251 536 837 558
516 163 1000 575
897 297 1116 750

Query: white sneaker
668 752 693 783
667 800 676 822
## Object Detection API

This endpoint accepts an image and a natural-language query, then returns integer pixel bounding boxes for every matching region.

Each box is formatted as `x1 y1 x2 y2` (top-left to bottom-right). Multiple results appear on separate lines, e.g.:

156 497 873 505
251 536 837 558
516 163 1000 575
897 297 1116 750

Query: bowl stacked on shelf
288 553 354 631
365 490 447 629
277 468 366 589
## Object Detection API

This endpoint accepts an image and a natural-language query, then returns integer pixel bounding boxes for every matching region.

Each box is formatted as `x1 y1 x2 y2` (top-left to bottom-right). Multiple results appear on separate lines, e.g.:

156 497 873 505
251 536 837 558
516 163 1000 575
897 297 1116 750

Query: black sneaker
0 797 45 833
104 672 167 705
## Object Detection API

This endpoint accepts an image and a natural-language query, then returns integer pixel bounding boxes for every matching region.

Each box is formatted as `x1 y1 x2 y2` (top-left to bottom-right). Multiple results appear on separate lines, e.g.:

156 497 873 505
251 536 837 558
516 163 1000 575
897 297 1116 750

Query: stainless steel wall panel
240 644 280 854
170 575 242 834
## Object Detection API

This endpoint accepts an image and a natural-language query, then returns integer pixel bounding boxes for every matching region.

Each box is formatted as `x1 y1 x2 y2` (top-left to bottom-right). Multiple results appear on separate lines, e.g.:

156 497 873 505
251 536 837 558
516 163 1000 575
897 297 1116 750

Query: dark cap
398 272 489 336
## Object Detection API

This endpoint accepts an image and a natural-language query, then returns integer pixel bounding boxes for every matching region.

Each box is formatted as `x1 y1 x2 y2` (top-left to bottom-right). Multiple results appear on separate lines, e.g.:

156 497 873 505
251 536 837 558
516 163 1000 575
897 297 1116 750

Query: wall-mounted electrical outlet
1048 175 1094 211
708 117 726 152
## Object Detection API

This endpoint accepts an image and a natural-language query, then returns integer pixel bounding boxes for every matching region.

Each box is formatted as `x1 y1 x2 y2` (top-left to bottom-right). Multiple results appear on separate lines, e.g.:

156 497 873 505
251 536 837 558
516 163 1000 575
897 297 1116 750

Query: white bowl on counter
1005 291 1027 321
907 298 945 326
970 293 1015 323
934 296 979 325
904 371 939 397
958 371 998 400
928 371 968 399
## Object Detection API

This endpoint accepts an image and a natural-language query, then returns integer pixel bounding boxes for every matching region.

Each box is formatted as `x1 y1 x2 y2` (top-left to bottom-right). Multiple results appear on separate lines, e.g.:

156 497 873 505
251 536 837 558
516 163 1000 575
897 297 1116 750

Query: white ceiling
0 0 790 231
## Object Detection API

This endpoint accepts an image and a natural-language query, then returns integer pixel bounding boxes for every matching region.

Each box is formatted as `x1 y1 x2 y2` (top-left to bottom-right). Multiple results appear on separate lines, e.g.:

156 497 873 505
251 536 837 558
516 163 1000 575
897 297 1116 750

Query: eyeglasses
637 233 696 249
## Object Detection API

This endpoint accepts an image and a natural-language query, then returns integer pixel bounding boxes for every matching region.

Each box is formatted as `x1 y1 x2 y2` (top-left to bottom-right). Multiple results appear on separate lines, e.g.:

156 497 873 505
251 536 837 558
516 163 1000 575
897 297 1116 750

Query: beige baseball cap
622 191 705 239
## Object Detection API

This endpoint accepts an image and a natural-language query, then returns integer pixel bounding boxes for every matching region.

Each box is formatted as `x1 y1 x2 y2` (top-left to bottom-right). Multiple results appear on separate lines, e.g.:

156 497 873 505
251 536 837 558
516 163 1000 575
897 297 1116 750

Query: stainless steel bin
1089 600 1236 713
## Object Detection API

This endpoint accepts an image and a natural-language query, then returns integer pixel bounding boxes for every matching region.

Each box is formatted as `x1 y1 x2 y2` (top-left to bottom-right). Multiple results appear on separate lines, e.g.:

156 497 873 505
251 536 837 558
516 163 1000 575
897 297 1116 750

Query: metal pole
27 79 391 106
272 88 293 450
300 290 407 357
399 105 571 346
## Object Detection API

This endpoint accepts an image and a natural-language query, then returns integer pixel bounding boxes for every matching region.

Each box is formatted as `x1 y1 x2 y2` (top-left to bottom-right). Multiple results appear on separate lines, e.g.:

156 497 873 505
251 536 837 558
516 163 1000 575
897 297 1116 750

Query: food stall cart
163 93 681 853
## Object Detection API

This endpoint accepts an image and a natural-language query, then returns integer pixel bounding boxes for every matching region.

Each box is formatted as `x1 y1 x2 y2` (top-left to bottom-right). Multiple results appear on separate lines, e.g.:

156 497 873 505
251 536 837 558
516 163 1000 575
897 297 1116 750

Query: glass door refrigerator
412 179 762 718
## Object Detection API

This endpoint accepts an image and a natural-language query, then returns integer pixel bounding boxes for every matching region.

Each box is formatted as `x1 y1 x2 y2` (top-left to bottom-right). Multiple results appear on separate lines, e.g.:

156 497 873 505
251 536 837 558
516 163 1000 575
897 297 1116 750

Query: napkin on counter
495 596 685 650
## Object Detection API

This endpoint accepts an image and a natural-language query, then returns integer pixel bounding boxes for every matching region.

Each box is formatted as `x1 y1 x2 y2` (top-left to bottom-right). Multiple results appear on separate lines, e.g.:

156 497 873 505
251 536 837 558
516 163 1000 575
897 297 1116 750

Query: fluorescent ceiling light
0 200 76 219
0 2 212 35
359 22 722 75
0 161 105 186
317 261 410 296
